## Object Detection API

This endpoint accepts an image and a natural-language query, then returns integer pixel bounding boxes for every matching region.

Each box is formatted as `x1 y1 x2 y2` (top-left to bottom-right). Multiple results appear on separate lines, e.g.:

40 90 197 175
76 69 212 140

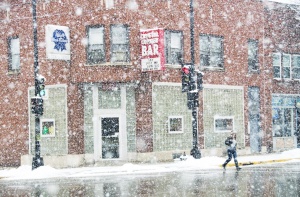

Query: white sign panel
46 25 70 60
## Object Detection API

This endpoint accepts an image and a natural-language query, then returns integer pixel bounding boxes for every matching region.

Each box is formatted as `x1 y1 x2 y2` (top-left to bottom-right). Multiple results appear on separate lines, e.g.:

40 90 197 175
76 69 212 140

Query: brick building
0 0 299 167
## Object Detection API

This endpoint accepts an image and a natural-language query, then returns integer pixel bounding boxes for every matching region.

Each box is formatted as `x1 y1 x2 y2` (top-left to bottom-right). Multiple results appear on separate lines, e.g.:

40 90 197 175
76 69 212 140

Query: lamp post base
32 157 44 170
190 146 201 159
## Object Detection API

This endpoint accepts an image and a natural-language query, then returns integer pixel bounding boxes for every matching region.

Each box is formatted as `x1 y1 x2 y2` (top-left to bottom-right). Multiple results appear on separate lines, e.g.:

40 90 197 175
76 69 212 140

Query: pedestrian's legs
233 150 241 170
222 150 233 169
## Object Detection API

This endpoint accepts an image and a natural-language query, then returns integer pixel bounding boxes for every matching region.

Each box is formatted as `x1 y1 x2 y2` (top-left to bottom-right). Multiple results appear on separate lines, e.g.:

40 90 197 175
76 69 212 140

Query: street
0 162 299 197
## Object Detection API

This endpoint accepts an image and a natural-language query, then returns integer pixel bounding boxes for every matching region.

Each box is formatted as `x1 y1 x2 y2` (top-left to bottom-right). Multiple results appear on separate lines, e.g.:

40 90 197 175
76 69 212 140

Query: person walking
222 132 241 171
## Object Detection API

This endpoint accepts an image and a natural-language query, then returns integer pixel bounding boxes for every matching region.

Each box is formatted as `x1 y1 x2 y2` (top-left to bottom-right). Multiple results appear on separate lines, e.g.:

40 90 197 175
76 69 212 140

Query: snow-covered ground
0 149 299 180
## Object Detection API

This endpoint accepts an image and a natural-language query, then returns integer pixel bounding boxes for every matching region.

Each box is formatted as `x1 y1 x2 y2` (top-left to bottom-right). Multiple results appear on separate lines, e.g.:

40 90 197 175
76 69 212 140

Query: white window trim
292 54 300 81
105 0 114 9
168 116 184 134
214 115 234 133
273 53 281 80
40 119 56 137
87 26 105 64
111 25 129 63
283 53 292 80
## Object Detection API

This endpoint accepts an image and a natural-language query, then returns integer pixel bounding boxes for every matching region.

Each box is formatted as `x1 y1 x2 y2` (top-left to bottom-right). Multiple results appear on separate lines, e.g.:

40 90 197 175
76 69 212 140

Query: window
40 119 55 137
200 34 224 69
165 30 183 64
273 53 281 79
111 25 130 63
8 36 20 71
168 116 183 133
292 55 300 80
87 25 105 64
283 54 291 79
105 0 114 9
248 39 259 72
214 116 234 132
272 95 298 137
272 108 293 137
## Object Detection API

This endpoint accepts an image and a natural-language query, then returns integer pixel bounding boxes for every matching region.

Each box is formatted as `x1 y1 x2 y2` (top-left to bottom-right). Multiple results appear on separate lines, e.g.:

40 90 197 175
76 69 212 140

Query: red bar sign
140 28 165 71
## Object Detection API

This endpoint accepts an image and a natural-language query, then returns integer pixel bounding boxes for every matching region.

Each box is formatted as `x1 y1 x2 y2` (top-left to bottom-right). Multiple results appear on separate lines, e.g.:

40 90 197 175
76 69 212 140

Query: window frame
272 107 294 137
199 34 224 70
292 54 300 80
164 30 183 65
282 53 291 80
105 0 114 9
248 39 259 72
8 36 20 72
110 24 130 63
272 53 281 80
214 116 234 133
168 116 184 134
86 25 106 65
40 119 56 138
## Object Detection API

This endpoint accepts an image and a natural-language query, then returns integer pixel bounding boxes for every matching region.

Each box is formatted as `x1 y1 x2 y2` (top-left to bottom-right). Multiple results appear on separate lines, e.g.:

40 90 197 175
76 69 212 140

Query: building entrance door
101 117 120 159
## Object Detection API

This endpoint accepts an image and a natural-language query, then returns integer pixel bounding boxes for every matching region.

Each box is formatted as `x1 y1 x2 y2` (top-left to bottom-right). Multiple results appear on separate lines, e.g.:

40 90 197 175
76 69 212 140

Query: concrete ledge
127 151 176 163
21 155 85 168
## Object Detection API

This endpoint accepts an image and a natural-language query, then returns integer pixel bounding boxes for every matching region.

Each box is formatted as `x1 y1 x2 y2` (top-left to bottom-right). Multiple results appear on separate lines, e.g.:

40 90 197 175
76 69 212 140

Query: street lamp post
31 0 44 170
189 0 201 159
179 0 201 159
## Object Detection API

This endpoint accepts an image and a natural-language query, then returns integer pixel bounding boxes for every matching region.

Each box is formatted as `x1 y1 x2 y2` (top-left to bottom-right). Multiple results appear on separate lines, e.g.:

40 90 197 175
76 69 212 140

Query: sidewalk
225 150 300 167
0 149 299 180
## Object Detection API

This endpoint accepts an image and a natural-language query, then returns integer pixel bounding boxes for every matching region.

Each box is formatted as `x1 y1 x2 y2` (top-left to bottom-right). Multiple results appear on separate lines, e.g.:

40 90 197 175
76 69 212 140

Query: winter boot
222 163 226 170
235 161 241 171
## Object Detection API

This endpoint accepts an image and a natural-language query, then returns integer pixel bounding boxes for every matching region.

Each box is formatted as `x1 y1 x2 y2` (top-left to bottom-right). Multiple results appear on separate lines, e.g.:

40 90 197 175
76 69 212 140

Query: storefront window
272 95 299 137
272 108 292 137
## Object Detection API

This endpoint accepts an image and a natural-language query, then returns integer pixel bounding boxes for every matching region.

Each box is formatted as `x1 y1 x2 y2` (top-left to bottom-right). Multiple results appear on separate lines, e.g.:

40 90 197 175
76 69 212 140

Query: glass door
101 117 119 159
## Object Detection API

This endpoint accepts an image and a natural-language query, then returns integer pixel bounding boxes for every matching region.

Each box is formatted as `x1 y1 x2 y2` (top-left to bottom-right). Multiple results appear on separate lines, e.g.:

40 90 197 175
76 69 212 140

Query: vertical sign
46 25 70 60
140 28 165 71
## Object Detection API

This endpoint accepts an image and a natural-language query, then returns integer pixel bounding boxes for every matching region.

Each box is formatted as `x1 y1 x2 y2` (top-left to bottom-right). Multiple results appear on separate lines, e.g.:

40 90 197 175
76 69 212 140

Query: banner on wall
140 28 165 72
46 25 70 60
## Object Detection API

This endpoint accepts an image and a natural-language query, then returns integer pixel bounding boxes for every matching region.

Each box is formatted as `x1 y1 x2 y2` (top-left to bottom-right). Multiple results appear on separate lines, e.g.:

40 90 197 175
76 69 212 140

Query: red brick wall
0 0 298 165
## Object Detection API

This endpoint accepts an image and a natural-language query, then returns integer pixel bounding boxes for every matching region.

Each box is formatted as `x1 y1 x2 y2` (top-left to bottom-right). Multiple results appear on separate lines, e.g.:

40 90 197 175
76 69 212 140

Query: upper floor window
283 54 291 79
200 34 224 69
273 53 300 80
292 55 300 80
164 30 183 65
86 25 105 64
273 53 281 79
105 0 114 9
248 39 259 72
8 36 20 72
110 25 130 63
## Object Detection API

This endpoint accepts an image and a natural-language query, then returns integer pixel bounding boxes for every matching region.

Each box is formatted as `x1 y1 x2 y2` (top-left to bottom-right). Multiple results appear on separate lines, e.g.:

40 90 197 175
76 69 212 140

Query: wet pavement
0 162 299 197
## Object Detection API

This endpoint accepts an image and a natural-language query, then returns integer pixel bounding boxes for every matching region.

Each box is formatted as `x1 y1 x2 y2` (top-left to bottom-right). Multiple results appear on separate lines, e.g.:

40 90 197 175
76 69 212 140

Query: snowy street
0 161 299 196
0 149 299 196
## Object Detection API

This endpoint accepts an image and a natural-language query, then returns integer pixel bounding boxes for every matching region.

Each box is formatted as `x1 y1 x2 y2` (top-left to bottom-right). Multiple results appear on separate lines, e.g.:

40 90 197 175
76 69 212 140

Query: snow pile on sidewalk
0 149 299 180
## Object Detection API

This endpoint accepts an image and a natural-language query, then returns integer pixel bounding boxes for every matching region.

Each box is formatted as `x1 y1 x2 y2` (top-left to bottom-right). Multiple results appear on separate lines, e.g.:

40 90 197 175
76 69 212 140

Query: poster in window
40 119 55 137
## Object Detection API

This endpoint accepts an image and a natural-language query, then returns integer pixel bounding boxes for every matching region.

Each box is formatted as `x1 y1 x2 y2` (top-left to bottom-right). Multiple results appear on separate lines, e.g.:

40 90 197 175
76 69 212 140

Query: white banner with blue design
46 25 70 60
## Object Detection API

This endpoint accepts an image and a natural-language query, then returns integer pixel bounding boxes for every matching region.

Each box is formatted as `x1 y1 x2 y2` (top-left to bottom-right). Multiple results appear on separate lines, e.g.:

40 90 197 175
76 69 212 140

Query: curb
220 158 300 168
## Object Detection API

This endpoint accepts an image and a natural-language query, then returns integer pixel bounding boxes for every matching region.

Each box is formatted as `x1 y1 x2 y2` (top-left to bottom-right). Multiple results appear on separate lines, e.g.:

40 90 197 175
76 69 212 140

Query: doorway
101 117 120 159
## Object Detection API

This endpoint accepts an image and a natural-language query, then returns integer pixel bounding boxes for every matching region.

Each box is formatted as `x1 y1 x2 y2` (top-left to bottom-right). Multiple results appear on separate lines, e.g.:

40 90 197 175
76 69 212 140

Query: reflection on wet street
0 162 299 197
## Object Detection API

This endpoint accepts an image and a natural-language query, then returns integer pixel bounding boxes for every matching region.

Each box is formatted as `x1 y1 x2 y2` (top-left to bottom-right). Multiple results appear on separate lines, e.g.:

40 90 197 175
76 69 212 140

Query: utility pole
189 0 201 159
31 0 44 170
180 0 202 159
